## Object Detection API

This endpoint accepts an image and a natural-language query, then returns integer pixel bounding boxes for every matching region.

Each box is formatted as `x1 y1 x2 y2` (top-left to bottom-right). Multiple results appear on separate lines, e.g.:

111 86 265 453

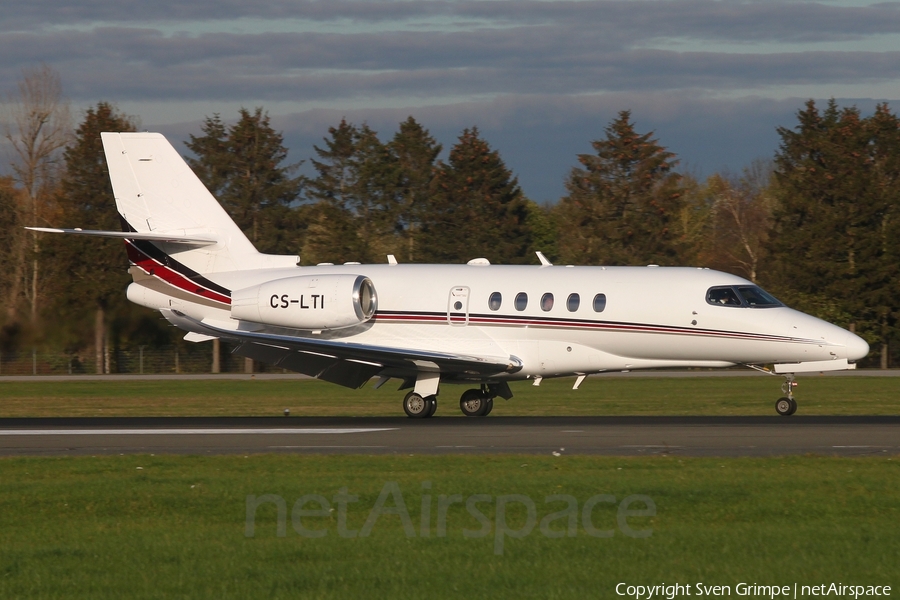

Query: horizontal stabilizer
26 227 217 245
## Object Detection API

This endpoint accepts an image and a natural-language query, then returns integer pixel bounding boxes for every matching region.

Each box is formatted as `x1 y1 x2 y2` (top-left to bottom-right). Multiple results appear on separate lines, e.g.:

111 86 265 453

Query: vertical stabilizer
101 132 296 273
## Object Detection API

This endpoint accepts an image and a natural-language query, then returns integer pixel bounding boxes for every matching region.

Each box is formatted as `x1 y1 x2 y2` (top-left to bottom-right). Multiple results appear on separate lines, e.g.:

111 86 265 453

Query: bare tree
706 160 776 283
3 64 71 328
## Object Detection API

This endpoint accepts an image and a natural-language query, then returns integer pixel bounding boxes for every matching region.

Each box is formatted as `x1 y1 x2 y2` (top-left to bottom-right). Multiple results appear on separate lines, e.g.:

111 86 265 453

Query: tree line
1 67 897 369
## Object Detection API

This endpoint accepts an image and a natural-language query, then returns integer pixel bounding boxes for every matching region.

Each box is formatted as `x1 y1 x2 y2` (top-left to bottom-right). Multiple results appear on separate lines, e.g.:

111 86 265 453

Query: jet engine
230 274 377 330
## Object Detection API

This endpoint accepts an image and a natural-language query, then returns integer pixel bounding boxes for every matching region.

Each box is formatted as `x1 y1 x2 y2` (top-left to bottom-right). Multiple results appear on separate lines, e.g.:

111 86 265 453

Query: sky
3 0 900 202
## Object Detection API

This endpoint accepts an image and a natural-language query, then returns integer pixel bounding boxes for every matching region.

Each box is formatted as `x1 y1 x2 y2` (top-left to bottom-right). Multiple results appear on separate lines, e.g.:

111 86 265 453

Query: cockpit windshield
707 285 783 308
736 286 782 307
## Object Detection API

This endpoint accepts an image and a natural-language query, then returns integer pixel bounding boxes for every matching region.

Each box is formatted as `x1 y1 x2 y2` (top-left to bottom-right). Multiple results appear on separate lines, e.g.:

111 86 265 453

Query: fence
0 344 261 376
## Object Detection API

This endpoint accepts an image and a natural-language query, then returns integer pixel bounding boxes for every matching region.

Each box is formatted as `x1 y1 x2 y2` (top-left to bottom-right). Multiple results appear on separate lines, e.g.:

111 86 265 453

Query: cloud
4 22 900 105
151 92 842 202
4 0 900 200
6 0 900 43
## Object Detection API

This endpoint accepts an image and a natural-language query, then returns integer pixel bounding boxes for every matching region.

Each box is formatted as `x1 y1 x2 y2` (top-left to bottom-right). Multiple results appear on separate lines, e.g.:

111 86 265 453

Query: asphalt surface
1 416 898 457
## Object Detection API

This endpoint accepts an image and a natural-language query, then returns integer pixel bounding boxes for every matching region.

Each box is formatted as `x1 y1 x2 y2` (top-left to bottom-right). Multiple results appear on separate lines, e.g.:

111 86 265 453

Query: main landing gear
401 381 509 418
775 373 798 416
459 386 494 417
403 391 437 419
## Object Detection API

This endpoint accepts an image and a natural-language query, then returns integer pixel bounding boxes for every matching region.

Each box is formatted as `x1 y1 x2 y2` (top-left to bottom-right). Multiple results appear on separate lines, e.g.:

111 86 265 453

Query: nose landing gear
775 374 798 416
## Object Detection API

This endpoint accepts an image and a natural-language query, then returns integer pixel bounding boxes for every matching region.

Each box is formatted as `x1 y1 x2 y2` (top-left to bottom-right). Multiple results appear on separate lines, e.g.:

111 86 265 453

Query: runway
1 416 898 457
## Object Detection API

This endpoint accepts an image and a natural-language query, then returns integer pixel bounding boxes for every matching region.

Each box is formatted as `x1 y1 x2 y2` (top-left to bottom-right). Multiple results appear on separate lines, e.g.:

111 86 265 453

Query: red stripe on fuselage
371 312 815 345
125 241 231 305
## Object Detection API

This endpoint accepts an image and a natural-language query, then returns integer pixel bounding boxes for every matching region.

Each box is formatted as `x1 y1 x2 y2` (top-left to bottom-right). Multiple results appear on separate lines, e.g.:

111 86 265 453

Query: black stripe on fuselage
120 215 231 298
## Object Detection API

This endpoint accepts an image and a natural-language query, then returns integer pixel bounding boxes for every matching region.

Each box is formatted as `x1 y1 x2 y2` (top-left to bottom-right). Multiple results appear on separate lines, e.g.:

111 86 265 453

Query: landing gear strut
460 386 494 417
404 391 437 419
775 374 798 416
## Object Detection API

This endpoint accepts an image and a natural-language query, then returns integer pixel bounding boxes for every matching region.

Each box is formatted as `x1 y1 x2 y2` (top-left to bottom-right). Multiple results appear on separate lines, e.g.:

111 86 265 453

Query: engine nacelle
230 274 377 330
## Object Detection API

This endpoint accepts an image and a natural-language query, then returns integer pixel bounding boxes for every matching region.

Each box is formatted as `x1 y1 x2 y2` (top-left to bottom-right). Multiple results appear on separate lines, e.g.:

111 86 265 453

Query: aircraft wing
161 309 522 389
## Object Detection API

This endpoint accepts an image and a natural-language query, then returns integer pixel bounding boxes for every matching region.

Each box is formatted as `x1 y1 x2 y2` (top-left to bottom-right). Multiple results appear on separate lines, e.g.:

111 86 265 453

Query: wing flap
161 310 522 386
318 360 383 388
281 351 343 378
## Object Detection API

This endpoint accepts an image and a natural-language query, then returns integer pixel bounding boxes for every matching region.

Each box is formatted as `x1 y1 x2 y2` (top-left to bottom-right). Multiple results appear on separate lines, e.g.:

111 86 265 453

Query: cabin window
540 293 554 312
515 292 528 311
489 292 502 311
736 286 782 308
592 293 606 312
567 293 580 312
707 286 742 306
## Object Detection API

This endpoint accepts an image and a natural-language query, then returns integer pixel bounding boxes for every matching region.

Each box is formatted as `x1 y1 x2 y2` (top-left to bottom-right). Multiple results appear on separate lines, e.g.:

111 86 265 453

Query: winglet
536 251 553 266
387 254 398 265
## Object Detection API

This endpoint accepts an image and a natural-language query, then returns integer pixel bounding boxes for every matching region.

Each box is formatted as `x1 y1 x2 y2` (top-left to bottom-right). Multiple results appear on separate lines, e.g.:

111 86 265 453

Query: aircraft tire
775 397 794 416
482 397 494 416
460 389 488 417
404 392 430 418
424 396 438 418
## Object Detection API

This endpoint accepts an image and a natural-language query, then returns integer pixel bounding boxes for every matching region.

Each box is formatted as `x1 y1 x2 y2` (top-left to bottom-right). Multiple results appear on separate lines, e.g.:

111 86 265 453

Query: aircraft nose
842 331 870 361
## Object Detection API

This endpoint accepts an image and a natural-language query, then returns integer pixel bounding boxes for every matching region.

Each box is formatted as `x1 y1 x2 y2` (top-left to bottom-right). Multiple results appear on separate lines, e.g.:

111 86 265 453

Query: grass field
1 377 898 597
1 374 898 417
0 454 897 599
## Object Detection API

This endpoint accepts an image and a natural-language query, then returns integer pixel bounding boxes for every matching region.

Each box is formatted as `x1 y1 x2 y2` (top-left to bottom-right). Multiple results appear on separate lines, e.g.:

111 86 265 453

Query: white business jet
30 133 869 418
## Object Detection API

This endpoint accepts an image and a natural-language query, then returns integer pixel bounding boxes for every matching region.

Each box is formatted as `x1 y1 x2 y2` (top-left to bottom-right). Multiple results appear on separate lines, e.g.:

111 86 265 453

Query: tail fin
101 132 296 273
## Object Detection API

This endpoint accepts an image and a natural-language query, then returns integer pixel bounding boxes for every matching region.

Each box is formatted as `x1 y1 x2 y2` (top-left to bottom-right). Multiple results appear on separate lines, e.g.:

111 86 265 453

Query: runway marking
831 445 890 448
0 428 398 436
620 445 685 448
268 445 387 449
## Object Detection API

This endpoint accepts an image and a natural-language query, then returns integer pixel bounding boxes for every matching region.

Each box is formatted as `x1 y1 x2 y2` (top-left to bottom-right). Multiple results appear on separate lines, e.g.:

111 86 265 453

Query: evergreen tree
555 111 685 265
302 119 371 264
388 117 442 262
524 199 559 262
349 124 403 261
305 119 359 210
421 127 530 263
303 119 423 264
186 108 303 254
0 177 24 348
49 102 139 369
867 104 900 366
767 99 900 365
185 114 229 197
